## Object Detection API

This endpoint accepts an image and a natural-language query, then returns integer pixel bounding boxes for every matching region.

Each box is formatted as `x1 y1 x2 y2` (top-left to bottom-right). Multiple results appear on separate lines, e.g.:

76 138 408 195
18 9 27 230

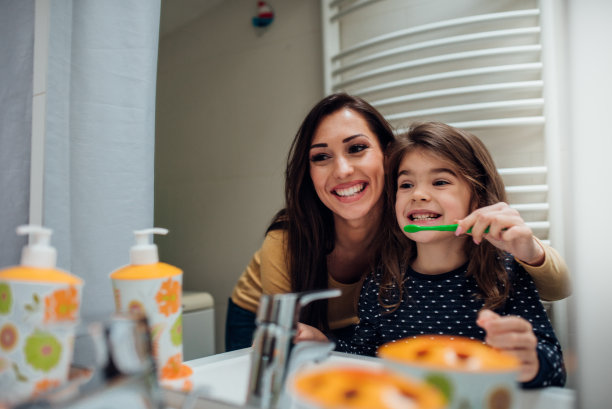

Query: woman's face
395 148 472 244
309 108 385 223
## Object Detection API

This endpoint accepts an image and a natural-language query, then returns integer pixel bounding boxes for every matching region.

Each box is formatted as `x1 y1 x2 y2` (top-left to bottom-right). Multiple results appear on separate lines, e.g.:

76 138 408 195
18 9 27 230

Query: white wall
155 1 323 353
565 0 612 406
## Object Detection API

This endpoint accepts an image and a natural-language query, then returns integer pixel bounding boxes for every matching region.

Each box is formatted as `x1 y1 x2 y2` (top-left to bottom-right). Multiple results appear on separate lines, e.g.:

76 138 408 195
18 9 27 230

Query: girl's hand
455 202 544 266
476 309 539 382
294 322 329 343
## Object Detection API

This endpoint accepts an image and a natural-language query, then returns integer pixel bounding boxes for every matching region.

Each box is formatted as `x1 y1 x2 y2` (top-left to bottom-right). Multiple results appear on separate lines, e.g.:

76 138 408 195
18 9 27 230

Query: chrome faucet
245 289 341 409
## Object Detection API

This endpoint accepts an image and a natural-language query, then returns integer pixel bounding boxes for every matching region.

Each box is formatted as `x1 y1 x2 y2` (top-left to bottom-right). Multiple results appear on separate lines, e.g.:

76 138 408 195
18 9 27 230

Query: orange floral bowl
288 362 447 409
378 335 520 409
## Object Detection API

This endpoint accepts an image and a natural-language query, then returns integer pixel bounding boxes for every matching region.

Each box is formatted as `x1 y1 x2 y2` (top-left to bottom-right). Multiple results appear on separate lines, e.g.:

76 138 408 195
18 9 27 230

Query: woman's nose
334 156 354 178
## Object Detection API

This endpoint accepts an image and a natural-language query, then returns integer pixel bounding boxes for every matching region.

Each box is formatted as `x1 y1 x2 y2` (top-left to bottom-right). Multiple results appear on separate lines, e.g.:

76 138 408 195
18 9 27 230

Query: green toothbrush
403 224 490 234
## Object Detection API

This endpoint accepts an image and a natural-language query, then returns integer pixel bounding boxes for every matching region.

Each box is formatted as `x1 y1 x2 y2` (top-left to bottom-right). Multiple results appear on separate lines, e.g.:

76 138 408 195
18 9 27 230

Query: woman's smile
332 181 367 200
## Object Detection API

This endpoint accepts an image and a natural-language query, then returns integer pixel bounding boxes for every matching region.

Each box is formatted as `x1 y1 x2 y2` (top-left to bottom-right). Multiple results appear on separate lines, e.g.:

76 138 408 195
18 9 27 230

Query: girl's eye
398 181 413 189
310 153 330 162
348 144 368 154
433 180 450 186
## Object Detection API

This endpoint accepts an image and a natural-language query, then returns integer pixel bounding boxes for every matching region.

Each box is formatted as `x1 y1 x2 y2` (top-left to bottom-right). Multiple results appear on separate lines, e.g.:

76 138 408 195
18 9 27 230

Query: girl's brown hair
381 122 510 310
268 93 395 330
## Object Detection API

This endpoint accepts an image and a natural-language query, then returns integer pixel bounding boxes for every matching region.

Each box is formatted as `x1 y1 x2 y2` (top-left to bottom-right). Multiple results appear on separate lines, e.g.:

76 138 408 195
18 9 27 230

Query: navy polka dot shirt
334 255 566 388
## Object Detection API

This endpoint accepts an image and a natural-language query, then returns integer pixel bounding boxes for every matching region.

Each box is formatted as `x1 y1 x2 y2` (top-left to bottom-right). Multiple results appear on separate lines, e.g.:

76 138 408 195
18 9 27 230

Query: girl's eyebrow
397 167 457 177
310 134 367 149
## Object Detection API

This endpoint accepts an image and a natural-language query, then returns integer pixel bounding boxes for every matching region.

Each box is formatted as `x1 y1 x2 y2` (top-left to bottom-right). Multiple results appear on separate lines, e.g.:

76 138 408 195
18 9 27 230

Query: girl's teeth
335 183 365 197
412 213 439 220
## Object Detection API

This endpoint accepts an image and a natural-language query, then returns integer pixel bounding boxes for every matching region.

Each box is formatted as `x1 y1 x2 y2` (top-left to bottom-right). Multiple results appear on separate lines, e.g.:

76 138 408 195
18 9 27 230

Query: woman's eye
348 144 368 154
310 153 330 162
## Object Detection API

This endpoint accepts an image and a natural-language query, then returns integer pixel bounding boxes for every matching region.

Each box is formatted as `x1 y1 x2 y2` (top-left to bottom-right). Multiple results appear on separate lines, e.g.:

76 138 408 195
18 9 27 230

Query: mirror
155 1 579 382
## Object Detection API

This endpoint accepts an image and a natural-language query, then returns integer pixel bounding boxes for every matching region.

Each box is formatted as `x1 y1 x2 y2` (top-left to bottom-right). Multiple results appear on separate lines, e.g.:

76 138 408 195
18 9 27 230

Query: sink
184 348 382 407
183 348 574 409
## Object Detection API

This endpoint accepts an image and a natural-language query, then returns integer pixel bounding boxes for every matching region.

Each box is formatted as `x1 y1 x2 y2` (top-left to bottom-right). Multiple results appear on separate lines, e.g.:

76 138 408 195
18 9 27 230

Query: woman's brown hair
381 122 510 310
268 93 395 329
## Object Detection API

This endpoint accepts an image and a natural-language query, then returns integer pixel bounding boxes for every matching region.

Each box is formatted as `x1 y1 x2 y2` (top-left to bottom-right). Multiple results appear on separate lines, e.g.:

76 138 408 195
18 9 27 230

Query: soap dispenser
0 225 83 405
110 228 192 392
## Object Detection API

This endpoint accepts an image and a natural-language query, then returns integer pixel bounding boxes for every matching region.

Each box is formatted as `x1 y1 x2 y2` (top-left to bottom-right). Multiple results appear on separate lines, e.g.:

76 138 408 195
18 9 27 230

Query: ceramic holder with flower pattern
0 225 83 405
378 335 520 409
110 228 192 390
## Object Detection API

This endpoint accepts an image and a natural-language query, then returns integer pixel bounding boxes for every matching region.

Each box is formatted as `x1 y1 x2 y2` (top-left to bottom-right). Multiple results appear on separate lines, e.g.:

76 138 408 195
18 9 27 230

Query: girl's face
309 108 385 223
395 148 472 243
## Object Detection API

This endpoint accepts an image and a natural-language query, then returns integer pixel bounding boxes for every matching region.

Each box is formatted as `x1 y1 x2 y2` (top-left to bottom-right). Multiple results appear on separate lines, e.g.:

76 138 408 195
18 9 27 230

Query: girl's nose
412 187 430 201
334 156 354 179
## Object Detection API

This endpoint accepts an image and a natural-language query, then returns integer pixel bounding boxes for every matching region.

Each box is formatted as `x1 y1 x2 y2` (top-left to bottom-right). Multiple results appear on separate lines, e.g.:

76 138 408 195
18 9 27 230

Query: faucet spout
245 289 340 409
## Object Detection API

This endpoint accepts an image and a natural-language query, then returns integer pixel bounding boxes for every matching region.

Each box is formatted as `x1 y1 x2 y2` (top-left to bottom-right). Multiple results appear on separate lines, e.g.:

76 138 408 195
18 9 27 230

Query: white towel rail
334 45 542 89
498 166 547 175
354 63 543 97
506 185 549 194
331 9 540 60
448 117 545 130
386 99 544 121
372 81 543 108
511 203 550 211
329 0 383 21
333 27 541 76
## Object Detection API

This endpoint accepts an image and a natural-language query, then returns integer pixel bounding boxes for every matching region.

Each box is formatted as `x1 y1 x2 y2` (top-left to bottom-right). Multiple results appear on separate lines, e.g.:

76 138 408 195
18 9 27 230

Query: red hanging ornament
252 1 274 28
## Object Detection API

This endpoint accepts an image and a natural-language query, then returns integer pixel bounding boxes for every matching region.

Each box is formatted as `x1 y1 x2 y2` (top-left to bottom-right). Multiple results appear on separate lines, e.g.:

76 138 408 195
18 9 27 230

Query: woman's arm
259 229 292 294
517 240 571 301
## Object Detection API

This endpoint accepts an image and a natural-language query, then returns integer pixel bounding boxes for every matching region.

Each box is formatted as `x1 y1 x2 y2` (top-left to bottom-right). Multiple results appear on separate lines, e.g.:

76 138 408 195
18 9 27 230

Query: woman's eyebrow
342 134 366 143
310 133 367 149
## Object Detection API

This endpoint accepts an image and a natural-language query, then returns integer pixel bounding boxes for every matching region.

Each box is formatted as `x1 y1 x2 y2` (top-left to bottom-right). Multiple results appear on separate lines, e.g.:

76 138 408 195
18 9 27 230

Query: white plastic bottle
0 225 83 404
110 228 192 391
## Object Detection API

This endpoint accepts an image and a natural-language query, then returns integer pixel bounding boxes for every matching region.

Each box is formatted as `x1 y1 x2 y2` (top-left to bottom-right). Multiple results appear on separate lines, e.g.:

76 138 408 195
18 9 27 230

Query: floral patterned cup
111 264 190 385
0 278 82 405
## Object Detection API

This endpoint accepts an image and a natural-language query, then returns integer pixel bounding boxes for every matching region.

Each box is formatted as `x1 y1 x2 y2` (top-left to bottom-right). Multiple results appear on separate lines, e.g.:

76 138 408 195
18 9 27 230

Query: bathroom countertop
182 348 575 409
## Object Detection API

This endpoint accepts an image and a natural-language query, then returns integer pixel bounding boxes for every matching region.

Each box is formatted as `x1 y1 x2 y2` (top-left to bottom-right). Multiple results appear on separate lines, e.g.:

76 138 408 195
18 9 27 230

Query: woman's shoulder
262 228 288 248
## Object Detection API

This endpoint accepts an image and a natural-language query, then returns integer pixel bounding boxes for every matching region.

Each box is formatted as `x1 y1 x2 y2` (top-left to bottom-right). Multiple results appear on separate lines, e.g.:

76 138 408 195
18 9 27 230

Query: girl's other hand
294 322 329 343
476 309 539 382
455 202 544 266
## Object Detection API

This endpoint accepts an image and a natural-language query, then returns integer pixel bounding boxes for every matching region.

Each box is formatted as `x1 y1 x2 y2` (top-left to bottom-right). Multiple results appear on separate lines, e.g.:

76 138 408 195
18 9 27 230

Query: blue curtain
0 0 161 321
0 0 34 267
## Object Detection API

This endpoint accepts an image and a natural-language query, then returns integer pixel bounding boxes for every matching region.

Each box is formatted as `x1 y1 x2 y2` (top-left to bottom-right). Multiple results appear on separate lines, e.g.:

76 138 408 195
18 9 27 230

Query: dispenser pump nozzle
130 228 168 265
17 225 57 268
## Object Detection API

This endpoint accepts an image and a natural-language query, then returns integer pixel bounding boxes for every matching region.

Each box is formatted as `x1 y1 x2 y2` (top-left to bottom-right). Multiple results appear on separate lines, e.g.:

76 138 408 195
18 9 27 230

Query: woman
226 94 571 351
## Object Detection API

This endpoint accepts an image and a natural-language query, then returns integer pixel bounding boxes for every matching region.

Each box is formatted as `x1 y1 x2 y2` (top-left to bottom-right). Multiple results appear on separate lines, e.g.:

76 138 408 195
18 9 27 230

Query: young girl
298 122 565 388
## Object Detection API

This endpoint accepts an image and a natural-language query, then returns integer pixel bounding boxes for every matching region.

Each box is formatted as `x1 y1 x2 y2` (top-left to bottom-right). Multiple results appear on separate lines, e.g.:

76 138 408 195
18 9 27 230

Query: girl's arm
477 261 566 388
456 202 571 300
294 323 329 343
